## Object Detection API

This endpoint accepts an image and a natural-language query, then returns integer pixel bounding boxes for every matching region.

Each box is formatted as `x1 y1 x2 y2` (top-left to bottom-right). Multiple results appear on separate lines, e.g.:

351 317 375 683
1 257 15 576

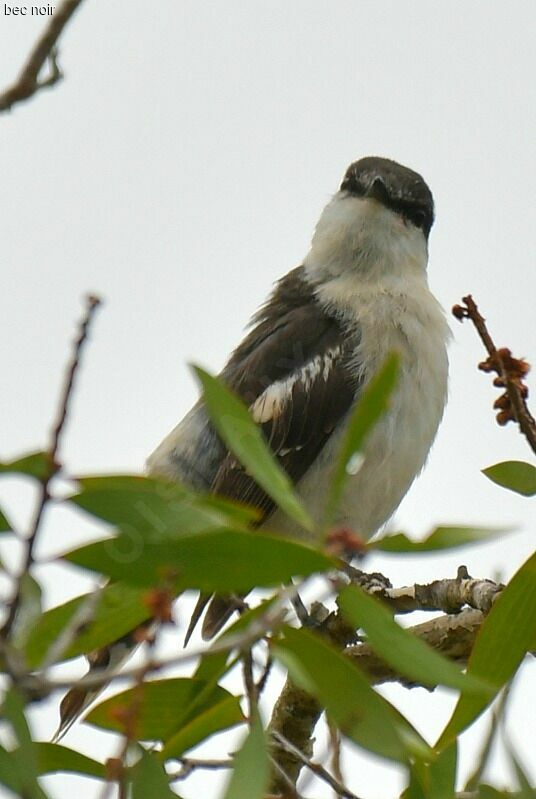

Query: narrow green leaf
401 769 426 799
338 585 492 695
0 744 29 797
70 476 253 539
222 714 269 799
427 741 457 799
0 451 53 481
404 744 457 799
75 474 259 525
62 529 332 591
477 788 515 799
87 678 239 743
25 583 153 668
0 506 13 533
273 626 423 763
437 551 536 749
162 695 244 758
482 461 536 497
371 525 511 554
34 742 105 780
2 689 48 799
324 353 399 526
131 750 177 799
194 366 313 531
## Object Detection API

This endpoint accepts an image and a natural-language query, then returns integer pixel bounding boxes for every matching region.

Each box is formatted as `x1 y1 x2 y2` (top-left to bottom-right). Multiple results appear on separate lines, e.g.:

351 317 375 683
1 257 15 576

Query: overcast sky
1 2 535 797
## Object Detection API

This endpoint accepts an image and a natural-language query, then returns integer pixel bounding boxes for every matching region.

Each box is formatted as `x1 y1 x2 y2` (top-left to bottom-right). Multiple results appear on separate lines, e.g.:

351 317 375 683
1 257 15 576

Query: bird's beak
365 176 390 204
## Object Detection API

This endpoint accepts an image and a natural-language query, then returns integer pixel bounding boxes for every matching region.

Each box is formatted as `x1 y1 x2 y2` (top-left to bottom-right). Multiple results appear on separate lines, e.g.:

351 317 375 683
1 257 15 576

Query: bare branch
0 0 87 113
453 295 536 454
369 565 503 615
1 294 101 639
169 757 234 782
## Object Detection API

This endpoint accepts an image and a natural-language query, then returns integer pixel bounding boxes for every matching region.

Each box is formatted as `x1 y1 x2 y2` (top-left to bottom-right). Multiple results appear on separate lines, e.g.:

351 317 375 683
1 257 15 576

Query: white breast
267 193 450 541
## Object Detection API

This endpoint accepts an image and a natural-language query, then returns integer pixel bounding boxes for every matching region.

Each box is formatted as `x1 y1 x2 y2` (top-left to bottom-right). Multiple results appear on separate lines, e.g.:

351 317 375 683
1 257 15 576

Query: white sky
1 2 535 797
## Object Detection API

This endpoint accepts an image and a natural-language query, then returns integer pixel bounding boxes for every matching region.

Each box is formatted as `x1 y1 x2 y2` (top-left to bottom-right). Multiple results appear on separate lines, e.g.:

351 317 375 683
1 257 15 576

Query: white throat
303 193 429 286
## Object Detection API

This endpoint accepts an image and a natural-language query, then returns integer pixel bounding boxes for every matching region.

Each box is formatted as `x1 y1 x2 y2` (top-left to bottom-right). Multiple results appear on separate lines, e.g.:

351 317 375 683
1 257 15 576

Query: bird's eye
411 210 427 230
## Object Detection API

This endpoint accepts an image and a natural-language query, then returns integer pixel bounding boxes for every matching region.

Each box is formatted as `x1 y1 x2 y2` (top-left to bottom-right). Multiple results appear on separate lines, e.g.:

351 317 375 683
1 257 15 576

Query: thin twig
453 295 536 454
272 732 363 799
1 294 101 639
242 648 258 722
463 682 513 792
11 579 299 698
170 757 234 782
268 754 302 799
328 720 344 799
0 0 87 113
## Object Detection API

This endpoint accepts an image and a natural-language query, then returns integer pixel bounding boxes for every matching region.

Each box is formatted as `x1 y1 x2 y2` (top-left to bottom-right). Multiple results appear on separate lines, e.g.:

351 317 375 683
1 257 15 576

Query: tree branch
0 0 87 113
452 295 536 454
1 294 101 639
361 565 502 615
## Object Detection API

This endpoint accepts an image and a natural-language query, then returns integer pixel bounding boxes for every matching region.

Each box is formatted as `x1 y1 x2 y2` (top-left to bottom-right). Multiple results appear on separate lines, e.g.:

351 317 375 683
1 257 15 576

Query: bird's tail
183 593 246 646
53 621 153 743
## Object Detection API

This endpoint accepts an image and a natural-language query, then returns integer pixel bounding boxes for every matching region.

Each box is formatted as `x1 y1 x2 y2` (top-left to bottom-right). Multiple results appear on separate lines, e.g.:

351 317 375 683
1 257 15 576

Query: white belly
267 274 450 543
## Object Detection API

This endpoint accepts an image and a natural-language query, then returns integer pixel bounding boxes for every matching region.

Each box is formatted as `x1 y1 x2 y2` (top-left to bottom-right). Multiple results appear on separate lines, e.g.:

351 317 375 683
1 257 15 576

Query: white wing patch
250 346 341 424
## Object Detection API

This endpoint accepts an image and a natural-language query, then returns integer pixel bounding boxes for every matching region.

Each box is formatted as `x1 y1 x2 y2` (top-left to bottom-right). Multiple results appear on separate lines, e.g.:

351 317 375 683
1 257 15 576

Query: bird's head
340 156 434 240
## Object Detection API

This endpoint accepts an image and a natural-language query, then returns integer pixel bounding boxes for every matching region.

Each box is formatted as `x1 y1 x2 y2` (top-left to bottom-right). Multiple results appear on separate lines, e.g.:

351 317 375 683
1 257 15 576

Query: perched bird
148 155 450 641
56 156 449 738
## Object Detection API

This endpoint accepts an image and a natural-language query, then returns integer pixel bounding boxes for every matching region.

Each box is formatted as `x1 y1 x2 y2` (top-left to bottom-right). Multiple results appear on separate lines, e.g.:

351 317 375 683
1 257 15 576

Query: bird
55 156 450 739
147 155 450 641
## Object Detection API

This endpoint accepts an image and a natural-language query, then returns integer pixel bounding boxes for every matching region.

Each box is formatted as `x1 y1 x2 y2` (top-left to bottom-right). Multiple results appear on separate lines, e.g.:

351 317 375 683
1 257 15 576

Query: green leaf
25 583 153 668
371 525 510 553
193 366 313 531
401 769 426 799
70 475 254 538
76 474 259 525
131 750 177 799
1 689 48 799
427 741 457 799
0 451 53 481
222 714 269 799
87 678 240 743
402 743 457 799
437 551 536 749
477 788 517 799
324 353 399 526
338 585 492 695
35 742 105 780
0 506 13 533
482 460 536 497
0 744 24 797
162 695 244 758
403 743 457 799
62 528 332 591
273 626 427 763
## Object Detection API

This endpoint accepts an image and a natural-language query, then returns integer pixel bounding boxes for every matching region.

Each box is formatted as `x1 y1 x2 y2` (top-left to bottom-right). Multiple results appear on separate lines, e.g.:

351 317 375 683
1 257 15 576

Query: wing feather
211 267 361 521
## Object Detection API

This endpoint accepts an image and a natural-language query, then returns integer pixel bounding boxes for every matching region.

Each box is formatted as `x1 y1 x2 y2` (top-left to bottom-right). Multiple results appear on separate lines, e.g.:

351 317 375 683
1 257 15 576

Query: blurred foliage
0 363 534 798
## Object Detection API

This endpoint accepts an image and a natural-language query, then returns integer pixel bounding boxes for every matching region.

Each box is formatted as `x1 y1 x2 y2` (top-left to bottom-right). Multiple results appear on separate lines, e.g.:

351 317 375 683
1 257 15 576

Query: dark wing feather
197 267 362 641
211 266 360 523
